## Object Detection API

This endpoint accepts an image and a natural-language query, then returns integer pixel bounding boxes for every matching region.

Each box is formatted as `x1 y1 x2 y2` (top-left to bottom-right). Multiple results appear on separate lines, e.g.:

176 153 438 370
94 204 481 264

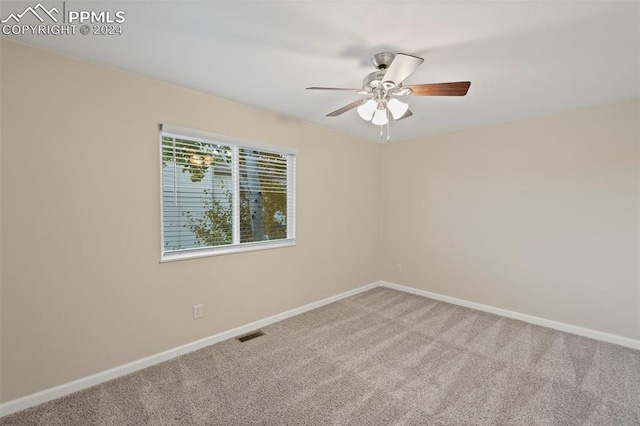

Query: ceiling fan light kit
307 52 471 141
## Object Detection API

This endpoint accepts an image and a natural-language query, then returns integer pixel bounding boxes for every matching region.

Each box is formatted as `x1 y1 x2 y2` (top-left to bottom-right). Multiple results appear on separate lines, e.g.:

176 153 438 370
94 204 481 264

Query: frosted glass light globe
372 108 389 126
357 99 377 121
387 98 409 120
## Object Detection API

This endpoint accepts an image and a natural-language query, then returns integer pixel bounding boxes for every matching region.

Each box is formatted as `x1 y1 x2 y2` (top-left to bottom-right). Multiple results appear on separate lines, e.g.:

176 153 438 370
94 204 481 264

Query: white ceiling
3 1 639 142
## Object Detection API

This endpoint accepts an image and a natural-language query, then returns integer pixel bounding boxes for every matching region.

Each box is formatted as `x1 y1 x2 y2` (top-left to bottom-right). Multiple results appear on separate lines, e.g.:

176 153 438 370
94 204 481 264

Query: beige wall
380 98 640 340
0 40 380 402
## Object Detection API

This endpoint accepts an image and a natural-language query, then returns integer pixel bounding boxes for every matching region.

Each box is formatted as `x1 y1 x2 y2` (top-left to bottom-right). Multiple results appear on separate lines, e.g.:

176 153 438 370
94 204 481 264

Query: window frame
159 124 296 262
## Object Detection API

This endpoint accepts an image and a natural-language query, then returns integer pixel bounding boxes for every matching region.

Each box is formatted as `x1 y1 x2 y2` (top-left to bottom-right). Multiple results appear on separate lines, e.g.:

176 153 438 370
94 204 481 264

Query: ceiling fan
307 52 470 139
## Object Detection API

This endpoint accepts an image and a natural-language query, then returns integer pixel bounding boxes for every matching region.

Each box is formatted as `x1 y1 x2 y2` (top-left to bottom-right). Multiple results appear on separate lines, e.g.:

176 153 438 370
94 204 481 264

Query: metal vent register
237 330 265 343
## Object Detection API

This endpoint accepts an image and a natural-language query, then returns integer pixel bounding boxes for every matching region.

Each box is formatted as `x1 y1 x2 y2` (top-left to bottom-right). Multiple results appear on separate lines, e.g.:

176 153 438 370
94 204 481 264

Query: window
160 125 296 261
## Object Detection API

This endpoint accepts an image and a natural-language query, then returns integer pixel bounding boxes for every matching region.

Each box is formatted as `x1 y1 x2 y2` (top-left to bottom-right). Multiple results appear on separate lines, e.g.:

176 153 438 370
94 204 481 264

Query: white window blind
160 125 296 261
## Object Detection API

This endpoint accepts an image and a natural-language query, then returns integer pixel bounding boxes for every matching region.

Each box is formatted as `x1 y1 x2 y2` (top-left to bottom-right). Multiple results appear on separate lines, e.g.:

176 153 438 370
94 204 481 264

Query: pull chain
387 116 390 142
378 110 391 142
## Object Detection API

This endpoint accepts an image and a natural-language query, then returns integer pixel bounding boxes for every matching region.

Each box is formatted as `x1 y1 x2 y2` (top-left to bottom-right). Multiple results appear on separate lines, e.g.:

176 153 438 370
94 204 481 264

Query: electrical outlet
193 304 203 320
396 263 403 273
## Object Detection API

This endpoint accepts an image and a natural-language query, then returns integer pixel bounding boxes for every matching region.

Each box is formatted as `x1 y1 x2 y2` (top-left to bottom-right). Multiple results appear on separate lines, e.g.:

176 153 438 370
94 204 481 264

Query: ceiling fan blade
326 99 366 117
383 54 424 86
397 109 413 120
306 87 360 91
407 81 471 96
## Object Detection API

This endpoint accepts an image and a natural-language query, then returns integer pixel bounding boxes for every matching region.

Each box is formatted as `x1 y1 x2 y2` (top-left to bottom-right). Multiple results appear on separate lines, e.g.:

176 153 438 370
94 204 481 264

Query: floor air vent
237 330 265 343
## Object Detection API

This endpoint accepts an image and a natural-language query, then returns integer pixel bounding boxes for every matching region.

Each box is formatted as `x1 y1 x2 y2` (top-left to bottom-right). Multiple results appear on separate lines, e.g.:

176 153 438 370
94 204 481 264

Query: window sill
160 239 296 263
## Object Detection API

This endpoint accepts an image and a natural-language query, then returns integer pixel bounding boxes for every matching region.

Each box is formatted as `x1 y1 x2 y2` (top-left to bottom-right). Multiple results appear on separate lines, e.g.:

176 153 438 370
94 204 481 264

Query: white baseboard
0 281 381 417
380 281 640 350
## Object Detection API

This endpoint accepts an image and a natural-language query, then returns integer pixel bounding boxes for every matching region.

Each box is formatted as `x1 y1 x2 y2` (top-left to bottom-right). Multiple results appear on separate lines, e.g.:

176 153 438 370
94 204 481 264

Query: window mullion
232 145 240 245
287 155 295 240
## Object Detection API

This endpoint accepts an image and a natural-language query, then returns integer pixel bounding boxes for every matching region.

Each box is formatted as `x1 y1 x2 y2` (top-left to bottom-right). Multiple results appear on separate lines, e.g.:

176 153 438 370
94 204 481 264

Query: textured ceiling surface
2 1 639 142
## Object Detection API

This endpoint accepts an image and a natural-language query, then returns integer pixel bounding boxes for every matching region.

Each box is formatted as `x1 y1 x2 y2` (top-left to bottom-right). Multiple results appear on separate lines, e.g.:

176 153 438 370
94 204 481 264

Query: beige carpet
2 287 639 425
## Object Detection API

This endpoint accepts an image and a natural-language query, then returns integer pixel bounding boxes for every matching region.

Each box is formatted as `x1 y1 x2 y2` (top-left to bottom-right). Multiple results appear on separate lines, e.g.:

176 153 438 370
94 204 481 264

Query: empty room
1 1 638 425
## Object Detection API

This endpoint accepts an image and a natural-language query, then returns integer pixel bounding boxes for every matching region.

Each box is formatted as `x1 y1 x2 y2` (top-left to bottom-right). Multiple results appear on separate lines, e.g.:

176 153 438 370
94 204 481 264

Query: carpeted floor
2 287 639 425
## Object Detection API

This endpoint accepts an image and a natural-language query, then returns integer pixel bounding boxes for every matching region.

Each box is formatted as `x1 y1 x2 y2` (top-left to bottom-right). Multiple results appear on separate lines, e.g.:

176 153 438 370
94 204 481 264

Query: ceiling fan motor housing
366 53 403 91
363 71 385 89
363 70 403 93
